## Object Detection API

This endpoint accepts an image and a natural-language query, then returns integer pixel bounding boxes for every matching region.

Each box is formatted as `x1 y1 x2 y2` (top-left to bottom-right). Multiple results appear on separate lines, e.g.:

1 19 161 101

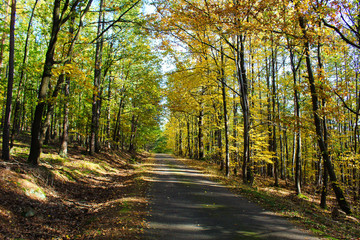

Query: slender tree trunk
90 0 105 155
287 38 302 195
187 116 191 157
266 54 273 177
317 24 329 208
198 109 204 159
106 76 112 149
129 114 138 152
11 0 39 148
0 0 11 73
233 96 239 173
271 42 279 187
220 48 230 176
59 17 76 158
113 97 124 146
2 0 16 161
299 15 351 214
179 122 183 156
235 34 252 184
59 74 70 156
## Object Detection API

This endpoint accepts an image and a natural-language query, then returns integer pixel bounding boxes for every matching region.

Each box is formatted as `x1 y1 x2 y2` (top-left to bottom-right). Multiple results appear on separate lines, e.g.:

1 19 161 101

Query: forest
0 0 360 239
0 0 163 161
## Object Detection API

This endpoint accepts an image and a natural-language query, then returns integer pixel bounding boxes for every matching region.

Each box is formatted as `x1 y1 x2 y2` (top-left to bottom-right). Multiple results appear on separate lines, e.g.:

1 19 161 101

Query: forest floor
176 156 360 240
0 133 151 239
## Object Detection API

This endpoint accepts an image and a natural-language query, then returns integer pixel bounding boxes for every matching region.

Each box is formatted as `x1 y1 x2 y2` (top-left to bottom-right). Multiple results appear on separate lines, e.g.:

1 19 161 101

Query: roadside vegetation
0 133 151 239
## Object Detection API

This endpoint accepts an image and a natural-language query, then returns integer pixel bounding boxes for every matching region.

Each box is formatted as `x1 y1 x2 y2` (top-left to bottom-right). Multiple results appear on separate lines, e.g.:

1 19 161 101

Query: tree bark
220 47 230 176
128 114 139 152
198 109 204 159
235 34 252 184
287 37 302 195
90 0 105 155
271 41 279 187
2 0 16 161
0 0 11 72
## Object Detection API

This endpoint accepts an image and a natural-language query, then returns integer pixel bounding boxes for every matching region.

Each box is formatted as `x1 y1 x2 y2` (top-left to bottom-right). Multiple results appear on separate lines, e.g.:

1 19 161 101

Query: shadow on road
144 154 318 240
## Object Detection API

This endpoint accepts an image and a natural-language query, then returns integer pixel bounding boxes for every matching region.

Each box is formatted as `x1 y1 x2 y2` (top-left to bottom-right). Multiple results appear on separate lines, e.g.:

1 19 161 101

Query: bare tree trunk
2 0 16 161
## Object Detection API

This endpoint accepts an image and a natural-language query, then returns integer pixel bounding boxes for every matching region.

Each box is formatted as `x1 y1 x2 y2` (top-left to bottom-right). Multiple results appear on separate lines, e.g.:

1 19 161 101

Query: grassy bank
0 136 151 239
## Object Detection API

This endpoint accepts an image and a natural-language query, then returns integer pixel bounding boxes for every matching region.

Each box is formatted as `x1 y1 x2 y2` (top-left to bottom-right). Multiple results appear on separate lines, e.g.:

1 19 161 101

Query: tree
2 0 16 161
297 2 351 214
28 0 90 165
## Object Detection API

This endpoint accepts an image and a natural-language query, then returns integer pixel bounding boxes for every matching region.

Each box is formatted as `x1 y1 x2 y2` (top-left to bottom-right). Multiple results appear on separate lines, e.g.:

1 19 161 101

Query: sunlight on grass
64 160 117 175
10 146 29 157
42 153 68 165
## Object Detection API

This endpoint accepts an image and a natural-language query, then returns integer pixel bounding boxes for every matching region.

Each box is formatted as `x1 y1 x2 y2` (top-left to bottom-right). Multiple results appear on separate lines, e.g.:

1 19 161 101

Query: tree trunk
198 109 204 159
106 76 112 149
271 41 279 187
28 0 63 165
128 114 138 152
90 0 105 155
2 0 16 161
299 15 351 214
187 117 191 157
0 0 11 72
287 37 302 195
11 0 39 148
235 34 252 184
59 73 70 157
178 122 183 156
28 0 90 164
220 47 230 176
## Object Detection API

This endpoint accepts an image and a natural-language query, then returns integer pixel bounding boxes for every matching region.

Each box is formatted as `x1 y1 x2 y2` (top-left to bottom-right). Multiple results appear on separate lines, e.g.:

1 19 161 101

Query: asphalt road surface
144 154 318 240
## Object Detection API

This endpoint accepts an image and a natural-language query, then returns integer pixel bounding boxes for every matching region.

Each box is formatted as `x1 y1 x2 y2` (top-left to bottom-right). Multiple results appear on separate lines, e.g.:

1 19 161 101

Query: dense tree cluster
1 0 359 216
0 0 163 163
155 0 359 214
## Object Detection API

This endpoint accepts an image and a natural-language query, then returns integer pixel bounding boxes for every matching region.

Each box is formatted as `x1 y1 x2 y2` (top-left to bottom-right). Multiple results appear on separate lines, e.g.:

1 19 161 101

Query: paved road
144 154 318 240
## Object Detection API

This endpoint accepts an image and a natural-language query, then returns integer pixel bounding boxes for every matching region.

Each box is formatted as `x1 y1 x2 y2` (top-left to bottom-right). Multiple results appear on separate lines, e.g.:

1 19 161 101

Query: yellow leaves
51 63 75 78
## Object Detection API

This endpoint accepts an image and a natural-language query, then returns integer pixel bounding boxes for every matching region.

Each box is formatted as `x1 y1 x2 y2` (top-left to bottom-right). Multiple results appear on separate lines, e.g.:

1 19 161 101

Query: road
144 154 318 240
